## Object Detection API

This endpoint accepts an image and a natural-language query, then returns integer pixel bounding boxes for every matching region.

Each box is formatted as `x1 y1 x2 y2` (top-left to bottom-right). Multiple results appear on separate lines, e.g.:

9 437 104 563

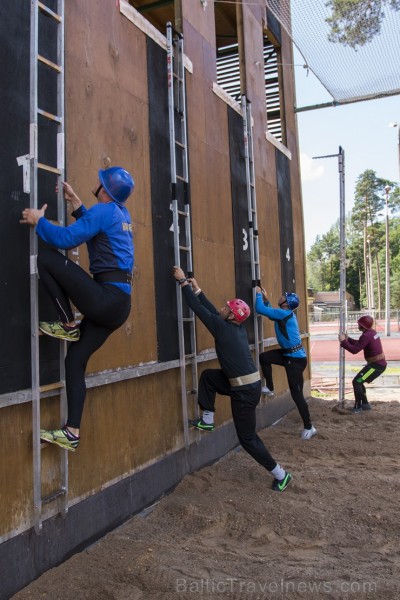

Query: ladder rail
167 24 198 448
56 0 68 519
242 96 264 367
30 0 42 535
29 0 67 534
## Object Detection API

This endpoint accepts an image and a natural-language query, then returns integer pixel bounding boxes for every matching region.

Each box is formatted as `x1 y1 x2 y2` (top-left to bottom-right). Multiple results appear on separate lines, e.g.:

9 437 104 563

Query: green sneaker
40 428 80 452
272 472 292 492
39 321 80 342
189 418 215 432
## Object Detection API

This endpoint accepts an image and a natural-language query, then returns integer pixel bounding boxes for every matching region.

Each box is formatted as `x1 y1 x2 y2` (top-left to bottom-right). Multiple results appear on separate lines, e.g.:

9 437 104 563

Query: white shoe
301 425 317 440
261 386 274 396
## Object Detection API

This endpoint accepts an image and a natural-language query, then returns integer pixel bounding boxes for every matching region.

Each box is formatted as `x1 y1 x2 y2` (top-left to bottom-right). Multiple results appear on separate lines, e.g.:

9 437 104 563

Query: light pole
384 185 391 336
389 122 400 181
313 147 346 406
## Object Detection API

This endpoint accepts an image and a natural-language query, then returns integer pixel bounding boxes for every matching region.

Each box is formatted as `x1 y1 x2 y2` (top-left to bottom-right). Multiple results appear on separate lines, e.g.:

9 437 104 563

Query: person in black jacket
173 266 292 492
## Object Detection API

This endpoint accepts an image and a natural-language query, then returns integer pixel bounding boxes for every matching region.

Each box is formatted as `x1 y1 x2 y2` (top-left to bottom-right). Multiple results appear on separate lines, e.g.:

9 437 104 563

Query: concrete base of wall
1 393 296 600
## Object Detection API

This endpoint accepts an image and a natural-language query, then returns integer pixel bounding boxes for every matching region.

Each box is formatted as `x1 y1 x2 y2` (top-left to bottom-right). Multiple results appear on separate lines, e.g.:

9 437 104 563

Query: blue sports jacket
255 292 306 358
36 202 134 294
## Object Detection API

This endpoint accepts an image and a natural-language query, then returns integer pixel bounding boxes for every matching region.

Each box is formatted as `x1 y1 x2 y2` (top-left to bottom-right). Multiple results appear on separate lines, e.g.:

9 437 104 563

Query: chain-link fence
309 310 400 333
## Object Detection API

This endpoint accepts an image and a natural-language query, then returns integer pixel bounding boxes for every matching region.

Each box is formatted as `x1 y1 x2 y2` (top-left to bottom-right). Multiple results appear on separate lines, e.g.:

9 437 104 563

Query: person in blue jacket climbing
20 166 135 451
255 286 317 440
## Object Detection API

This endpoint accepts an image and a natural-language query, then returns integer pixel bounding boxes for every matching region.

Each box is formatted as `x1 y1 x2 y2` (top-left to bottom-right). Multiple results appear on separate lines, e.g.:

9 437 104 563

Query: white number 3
242 228 248 251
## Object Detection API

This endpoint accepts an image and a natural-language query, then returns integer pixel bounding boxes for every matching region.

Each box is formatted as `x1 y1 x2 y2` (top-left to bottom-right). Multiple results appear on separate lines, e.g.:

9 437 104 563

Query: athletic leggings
37 245 131 428
353 362 386 406
259 349 311 429
198 369 277 472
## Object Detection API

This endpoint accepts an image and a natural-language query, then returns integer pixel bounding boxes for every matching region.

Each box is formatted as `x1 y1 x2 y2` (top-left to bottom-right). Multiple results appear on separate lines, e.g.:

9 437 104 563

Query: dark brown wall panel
276 149 296 294
147 37 180 362
228 106 255 343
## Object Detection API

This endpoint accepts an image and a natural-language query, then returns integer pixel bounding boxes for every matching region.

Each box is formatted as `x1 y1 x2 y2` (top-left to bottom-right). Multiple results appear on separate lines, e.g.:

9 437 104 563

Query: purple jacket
340 329 387 366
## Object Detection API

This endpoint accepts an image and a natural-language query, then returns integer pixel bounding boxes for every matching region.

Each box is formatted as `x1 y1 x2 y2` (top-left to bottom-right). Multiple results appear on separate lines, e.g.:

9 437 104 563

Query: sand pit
14 394 400 599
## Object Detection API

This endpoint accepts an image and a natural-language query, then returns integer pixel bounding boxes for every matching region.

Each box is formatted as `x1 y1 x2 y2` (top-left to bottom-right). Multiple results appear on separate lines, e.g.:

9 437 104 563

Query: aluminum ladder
166 22 198 448
242 96 264 367
29 0 67 533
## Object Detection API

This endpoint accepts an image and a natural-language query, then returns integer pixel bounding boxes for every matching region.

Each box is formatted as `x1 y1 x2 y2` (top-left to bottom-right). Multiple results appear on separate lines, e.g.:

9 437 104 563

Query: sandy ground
14 392 400 600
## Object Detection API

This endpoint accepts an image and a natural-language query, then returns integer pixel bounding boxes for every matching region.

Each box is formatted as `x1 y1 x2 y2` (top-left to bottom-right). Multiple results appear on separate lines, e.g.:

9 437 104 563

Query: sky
293 49 400 251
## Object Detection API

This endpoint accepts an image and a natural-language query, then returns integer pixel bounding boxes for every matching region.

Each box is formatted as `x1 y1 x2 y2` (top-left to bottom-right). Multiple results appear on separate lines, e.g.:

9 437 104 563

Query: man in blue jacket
20 167 134 451
173 267 292 492
255 286 316 440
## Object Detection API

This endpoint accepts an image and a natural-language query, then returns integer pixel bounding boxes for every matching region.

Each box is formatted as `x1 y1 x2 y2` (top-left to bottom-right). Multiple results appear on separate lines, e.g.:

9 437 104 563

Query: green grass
310 390 332 398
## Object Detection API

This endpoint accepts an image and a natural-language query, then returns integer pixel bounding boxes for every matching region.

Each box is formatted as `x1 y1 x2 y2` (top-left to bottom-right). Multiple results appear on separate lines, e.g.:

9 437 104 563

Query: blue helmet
285 292 300 310
98 166 134 204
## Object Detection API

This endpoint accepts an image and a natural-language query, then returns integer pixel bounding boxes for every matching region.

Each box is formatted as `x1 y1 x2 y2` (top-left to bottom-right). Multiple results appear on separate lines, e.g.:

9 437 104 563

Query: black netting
267 0 400 103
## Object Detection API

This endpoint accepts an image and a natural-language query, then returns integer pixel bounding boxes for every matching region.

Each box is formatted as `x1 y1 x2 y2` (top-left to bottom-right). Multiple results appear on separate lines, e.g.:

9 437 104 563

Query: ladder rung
42 488 67 504
38 108 62 124
173 73 184 83
175 140 186 149
176 175 186 182
38 162 62 175
176 209 187 216
38 2 62 22
186 389 197 395
185 353 196 360
38 54 62 73
179 245 190 252
39 382 63 393
182 317 194 322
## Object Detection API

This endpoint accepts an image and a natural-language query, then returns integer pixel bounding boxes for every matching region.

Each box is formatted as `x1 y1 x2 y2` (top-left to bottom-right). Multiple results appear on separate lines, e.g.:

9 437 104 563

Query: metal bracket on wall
17 154 31 193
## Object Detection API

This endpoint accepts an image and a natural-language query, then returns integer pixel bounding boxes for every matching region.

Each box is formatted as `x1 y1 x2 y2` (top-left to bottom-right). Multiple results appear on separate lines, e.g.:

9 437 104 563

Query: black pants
259 349 311 429
198 369 277 472
37 245 131 428
353 362 386 406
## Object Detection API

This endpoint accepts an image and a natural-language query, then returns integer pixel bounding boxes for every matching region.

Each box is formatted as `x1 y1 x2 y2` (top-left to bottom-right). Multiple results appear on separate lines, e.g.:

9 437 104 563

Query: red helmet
227 299 251 323
358 315 374 330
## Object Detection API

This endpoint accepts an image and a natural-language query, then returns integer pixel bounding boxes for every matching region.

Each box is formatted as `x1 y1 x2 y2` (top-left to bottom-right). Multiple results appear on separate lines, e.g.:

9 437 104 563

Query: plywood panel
0 404 33 534
65 0 157 373
69 370 182 498
182 0 218 53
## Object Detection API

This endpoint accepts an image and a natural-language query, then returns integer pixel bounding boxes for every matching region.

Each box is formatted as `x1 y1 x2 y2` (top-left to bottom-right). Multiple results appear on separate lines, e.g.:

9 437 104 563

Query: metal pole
312 148 346 406
397 126 400 182
338 147 346 406
385 186 391 336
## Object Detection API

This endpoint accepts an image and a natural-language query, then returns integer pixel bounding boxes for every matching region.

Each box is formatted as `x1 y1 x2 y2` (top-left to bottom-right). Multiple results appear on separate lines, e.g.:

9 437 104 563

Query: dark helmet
227 299 251 323
98 166 134 204
358 315 374 330
284 292 300 310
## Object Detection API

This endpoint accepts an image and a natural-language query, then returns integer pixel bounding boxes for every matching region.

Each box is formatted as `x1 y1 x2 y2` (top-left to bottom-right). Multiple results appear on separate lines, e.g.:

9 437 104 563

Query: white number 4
286 247 291 261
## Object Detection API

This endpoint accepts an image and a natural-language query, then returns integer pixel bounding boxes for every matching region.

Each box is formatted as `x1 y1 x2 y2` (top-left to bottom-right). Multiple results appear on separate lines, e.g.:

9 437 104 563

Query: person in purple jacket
339 315 387 413
20 167 134 450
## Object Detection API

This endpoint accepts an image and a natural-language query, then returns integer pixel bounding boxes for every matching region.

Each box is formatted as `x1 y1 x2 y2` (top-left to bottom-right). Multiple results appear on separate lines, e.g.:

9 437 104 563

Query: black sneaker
361 403 372 411
188 418 215 432
272 472 292 492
